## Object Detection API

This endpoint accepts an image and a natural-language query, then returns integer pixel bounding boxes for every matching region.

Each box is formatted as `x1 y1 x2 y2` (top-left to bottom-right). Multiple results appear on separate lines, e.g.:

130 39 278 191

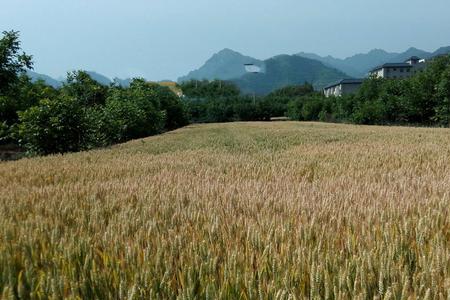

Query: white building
323 79 363 97
369 56 427 79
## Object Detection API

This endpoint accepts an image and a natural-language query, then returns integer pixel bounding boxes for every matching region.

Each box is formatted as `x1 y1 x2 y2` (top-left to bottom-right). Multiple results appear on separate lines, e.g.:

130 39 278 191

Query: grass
1 121 450 299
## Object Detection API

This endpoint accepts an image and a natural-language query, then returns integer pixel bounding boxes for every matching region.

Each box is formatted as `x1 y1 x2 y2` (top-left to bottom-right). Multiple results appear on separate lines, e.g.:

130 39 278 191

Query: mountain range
25 45 450 95
27 71 63 88
26 71 133 88
177 48 348 94
177 46 450 94
178 48 265 82
297 46 450 77
233 55 347 95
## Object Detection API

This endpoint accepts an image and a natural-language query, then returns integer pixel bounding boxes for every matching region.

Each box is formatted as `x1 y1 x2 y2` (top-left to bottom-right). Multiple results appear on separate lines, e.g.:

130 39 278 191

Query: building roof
323 78 364 90
370 63 413 73
405 56 421 61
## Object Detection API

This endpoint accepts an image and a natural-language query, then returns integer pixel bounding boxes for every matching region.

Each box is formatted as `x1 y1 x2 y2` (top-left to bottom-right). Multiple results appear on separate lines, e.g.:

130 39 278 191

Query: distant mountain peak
432 46 450 57
26 71 62 88
233 54 348 95
179 45 450 92
217 48 239 54
85 71 112 85
368 48 389 54
296 46 450 78
178 48 263 82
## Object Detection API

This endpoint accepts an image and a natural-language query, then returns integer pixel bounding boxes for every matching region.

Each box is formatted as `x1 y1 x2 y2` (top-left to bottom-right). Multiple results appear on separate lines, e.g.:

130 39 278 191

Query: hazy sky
1 0 450 81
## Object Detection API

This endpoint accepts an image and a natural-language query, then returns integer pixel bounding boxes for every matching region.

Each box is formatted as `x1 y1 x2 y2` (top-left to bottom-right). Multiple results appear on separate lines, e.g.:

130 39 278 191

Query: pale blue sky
1 0 450 81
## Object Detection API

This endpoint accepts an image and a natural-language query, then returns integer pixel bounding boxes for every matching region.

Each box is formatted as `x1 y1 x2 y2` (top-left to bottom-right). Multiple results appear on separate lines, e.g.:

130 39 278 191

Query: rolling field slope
1 122 450 299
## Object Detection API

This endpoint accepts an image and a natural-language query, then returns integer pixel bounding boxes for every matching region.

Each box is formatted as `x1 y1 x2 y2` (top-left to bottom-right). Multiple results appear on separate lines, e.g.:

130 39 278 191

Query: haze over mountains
297 46 450 77
26 71 133 88
26 45 450 94
177 46 450 94
178 49 265 82
178 49 347 94
233 55 347 95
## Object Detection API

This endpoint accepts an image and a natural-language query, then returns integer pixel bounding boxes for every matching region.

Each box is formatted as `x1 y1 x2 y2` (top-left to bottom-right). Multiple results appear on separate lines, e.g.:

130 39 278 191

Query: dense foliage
181 56 450 127
0 31 33 95
14 76 189 155
181 80 316 122
284 56 450 125
0 31 188 155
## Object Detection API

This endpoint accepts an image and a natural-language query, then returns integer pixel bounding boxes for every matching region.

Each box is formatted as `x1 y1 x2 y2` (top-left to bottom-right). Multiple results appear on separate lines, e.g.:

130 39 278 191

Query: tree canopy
0 31 33 95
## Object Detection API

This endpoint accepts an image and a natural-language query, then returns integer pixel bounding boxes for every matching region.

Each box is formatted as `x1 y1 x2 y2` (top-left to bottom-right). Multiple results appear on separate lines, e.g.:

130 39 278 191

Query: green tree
147 83 188 130
267 83 314 98
301 95 324 121
18 96 90 155
0 31 35 144
102 79 166 141
264 84 316 118
433 65 450 126
0 30 33 95
352 99 387 124
180 80 240 99
233 96 261 121
62 71 108 106
205 99 234 122
102 97 148 143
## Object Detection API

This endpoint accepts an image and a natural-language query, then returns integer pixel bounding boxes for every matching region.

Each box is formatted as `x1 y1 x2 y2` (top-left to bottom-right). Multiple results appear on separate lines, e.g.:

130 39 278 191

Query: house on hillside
369 56 427 78
323 79 364 97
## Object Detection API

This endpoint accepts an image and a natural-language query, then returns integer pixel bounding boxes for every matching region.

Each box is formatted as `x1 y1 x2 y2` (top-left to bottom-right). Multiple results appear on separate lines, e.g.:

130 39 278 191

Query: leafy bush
103 97 156 143
1 31 191 156
18 97 90 155
0 121 10 144
0 30 33 95
184 83 316 123
62 71 108 106
352 99 387 124
180 80 240 99
433 66 450 126
0 96 16 126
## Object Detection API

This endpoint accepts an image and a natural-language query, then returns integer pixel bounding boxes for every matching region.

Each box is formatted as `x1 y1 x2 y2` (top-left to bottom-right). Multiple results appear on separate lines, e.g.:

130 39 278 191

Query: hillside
391 47 430 63
178 48 264 82
233 54 349 94
178 49 348 94
432 46 450 57
26 71 62 88
1 122 450 298
85 71 112 85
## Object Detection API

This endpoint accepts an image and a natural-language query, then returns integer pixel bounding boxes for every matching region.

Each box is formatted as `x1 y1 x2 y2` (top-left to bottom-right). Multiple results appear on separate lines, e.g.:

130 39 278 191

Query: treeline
180 80 317 122
287 55 450 125
181 55 450 127
2 30 450 157
0 31 188 155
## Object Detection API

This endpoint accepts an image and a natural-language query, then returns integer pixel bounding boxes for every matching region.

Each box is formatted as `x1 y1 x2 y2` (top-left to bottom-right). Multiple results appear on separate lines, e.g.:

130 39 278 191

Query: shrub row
1 72 188 155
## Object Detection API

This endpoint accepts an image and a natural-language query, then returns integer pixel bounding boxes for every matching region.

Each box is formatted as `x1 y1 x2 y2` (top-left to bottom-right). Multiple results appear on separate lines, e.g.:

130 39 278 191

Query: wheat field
1 122 450 299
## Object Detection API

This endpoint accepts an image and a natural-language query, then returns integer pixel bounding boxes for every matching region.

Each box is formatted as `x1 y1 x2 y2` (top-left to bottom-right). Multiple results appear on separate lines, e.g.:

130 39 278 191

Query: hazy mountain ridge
178 48 265 82
232 55 348 95
297 46 450 77
26 45 450 95
178 46 450 95
26 71 62 88
85 71 112 86
26 71 133 88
